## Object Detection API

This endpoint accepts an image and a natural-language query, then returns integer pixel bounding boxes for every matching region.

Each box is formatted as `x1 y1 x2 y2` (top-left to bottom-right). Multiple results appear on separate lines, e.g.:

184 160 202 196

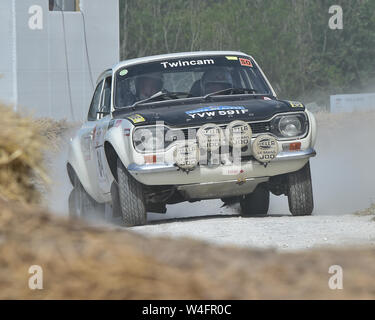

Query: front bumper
125 148 315 196
128 148 316 174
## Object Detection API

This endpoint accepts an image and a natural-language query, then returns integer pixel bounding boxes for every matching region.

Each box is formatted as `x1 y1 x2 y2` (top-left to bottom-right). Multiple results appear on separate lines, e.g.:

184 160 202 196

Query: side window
88 80 104 121
100 76 112 114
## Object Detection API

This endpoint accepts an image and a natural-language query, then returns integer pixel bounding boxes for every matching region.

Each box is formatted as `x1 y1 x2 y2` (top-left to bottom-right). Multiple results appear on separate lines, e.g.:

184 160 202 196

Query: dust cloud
310 111 375 214
45 130 76 216
271 111 375 215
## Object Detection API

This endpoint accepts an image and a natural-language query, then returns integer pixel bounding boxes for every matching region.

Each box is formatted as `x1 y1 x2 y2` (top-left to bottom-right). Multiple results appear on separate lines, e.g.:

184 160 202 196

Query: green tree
119 0 375 103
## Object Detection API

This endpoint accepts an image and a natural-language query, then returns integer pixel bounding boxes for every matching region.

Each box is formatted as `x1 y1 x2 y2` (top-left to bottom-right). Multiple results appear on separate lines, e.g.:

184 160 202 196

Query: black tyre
110 181 122 218
117 158 147 226
240 184 270 217
68 176 101 219
287 161 314 216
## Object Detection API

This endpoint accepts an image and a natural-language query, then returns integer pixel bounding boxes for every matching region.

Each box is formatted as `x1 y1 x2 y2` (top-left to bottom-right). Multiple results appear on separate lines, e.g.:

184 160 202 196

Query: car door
91 75 113 195
80 78 104 183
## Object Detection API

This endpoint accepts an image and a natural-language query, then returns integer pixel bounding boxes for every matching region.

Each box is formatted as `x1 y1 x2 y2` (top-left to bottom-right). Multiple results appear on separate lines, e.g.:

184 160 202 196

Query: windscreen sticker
289 101 304 108
160 59 215 69
226 56 238 61
239 58 253 67
119 69 128 76
127 114 146 123
186 106 248 119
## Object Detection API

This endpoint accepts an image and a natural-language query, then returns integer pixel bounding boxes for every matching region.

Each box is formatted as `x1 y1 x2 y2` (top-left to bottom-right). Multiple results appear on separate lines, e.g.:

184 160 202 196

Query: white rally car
67 51 317 226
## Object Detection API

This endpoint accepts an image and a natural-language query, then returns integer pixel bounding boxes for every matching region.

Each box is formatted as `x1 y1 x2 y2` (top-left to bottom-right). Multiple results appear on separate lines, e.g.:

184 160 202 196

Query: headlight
133 126 168 152
225 120 252 148
252 134 279 163
271 113 308 138
279 116 302 137
174 142 199 171
197 123 223 151
133 126 186 152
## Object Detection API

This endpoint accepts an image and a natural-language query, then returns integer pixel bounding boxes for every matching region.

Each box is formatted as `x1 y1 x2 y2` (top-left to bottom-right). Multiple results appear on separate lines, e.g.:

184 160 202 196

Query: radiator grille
179 121 271 140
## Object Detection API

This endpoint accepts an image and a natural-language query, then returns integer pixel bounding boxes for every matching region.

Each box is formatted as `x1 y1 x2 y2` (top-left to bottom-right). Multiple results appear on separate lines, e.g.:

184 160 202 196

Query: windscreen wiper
129 91 167 109
129 90 191 109
203 87 257 100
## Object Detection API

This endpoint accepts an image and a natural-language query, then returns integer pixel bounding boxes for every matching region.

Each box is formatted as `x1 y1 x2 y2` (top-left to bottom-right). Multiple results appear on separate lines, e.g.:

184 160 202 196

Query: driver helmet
201 68 233 95
135 73 163 100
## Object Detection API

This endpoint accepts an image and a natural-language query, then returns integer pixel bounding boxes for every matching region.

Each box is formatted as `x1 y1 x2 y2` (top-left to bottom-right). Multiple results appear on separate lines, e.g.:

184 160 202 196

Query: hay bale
1 198 375 299
36 118 76 146
0 104 49 203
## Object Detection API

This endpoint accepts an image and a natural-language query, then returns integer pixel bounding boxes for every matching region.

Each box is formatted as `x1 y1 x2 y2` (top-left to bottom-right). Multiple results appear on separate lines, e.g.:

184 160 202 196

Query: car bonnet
113 98 305 127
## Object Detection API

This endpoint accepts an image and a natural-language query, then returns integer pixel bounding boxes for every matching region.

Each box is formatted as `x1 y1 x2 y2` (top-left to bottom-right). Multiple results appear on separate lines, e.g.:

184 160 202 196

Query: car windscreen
114 55 272 109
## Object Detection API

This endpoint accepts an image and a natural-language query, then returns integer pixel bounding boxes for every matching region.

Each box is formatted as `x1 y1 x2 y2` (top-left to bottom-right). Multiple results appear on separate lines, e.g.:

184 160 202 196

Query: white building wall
0 0 119 122
330 93 375 113
0 0 16 105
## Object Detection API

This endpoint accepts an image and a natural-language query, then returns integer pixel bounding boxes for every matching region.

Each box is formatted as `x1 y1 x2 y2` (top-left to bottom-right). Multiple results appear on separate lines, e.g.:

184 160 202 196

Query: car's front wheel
240 184 270 217
287 162 314 216
117 158 147 226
